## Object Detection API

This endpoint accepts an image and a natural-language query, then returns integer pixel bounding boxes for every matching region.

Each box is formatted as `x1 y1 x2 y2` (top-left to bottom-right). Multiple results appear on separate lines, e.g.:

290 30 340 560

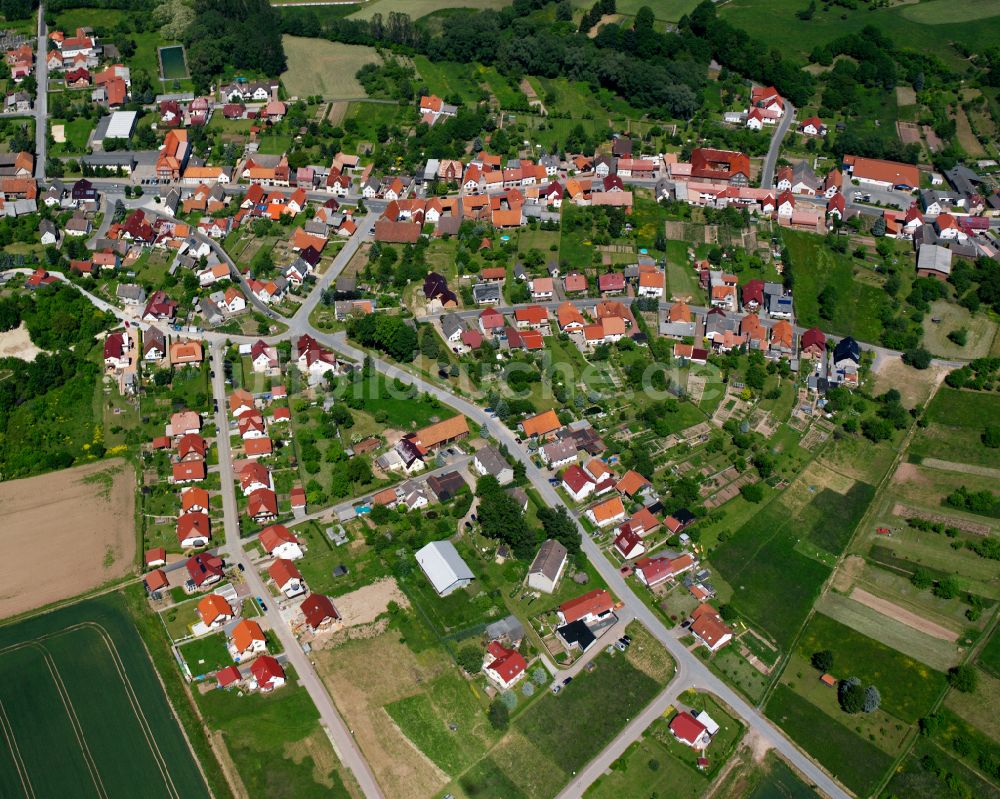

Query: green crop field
765 683 893 797
719 0 998 68
746 754 820 799
710 497 831 648
796 612 947 723
0 595 209 799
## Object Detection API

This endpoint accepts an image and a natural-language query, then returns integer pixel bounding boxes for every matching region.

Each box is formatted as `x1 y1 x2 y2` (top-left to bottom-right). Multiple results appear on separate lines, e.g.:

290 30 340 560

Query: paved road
316 331 849 799
34 4 47 181
207 343 386 799
761 103 796 190
290 208 380 327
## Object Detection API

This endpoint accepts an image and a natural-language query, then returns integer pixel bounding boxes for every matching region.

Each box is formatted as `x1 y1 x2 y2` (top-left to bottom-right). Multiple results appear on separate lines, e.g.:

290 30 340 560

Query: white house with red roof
259 524 303 560
250 654 286 692
557 588 615 625
561 465 595 503
798 117 827 137
669 711 711 749
613 527 645 560
482 641 528 690
634 553 695 588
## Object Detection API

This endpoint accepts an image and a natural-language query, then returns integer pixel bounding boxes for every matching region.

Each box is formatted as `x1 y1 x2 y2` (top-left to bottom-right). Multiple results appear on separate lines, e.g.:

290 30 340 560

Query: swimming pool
158 45 188 81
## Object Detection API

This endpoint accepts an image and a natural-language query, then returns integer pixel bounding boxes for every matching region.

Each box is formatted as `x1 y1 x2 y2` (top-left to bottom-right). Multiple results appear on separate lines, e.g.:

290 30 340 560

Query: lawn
783 230 886 343
280 36 382 98
922 300 998 360
478 65 529 109
338 370 457 430
924 386 1000 428
745 754 820 799
196 672 353 798
0 594 209 799
178 632 233 676
795 612 947 723
764 683 894 797
910 387 1000 468
49 116 94 155
665 239 703 301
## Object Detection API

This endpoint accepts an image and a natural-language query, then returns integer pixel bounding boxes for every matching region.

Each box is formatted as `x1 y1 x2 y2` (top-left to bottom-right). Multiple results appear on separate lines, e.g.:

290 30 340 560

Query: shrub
839 677 865 713
488 699 509 730
948 664 978 693
864 685 881 713
455 646 482 674
811 650 834 672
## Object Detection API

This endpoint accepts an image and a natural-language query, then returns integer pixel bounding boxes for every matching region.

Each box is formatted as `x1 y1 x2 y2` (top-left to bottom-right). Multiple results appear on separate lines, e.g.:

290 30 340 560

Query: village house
268 558 306 598
259 524 303 560
229 619 267 661
301 594 341 633
482 641 527 690
526 539 568 594
557 588 615 625
249 655 285 692
197 594 234 629
690 604 733 652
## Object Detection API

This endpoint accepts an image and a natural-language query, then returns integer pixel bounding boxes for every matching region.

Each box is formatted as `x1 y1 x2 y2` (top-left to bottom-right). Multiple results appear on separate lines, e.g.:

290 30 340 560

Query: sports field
0 595 209 799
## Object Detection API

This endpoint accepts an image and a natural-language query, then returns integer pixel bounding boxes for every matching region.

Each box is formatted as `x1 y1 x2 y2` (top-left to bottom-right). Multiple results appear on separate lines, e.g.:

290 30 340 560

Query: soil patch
0 458 136 620
334 577 410 627
850 587 958 641
0 321 45 362
871 354 947 408
831 555 866 592
315 633 449 799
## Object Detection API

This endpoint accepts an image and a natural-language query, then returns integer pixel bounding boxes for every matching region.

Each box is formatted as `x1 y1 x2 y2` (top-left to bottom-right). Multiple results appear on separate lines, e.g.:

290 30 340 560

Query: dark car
562 676 573 686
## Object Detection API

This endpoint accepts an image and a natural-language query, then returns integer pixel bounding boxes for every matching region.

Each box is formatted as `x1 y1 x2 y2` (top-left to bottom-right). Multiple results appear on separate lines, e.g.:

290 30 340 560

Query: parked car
551 684 561 695
562 676 573 686
615 641 627 652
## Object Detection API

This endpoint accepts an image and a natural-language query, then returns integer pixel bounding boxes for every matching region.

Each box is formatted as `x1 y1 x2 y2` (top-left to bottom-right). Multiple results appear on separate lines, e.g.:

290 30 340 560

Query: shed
415 540 475 596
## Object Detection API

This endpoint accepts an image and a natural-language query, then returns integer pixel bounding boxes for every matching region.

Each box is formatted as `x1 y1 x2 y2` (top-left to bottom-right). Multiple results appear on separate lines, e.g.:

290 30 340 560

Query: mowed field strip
0 597 209 799
0 459 136 621
850 587 958 642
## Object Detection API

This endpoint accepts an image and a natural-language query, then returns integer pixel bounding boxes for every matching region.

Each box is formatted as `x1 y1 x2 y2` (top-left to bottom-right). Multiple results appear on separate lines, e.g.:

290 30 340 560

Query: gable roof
521 409 561 438
559 588 614 623
528 539 568 581
301 593 339 628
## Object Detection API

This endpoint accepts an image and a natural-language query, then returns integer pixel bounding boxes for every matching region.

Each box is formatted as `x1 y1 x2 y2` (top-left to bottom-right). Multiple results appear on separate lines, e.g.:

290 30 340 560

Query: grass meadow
0 595 209 799
911 388 1000 468
783 230 886 343
196 671 353 798
280 37 382 98
795 612 946 723
764 683 893 797
719 0 998 68
710 463 874 648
